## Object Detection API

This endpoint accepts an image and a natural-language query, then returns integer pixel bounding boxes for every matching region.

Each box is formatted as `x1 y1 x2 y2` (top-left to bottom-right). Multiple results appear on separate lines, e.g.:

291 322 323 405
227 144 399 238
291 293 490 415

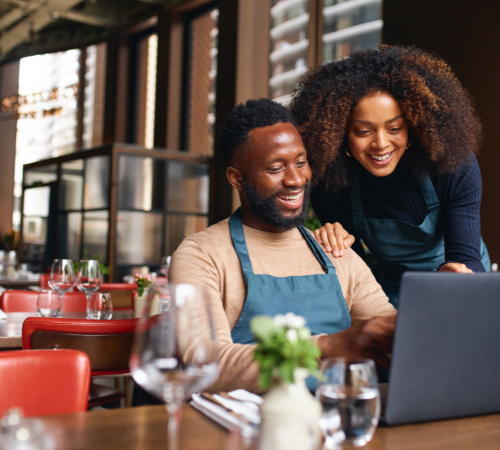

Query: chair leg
124 377 130 407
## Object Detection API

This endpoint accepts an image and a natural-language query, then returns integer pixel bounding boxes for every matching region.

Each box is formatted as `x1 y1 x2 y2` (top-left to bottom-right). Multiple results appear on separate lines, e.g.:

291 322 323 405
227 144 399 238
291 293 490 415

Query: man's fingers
364 348 392 369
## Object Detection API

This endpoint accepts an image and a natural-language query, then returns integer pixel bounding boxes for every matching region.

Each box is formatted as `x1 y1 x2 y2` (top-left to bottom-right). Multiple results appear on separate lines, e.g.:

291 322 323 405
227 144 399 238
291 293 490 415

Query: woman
290 46 490 307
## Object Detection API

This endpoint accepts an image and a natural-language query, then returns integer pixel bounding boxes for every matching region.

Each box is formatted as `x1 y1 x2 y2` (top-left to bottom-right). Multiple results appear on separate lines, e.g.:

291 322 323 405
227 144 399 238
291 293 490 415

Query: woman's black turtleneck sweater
310 154 486 273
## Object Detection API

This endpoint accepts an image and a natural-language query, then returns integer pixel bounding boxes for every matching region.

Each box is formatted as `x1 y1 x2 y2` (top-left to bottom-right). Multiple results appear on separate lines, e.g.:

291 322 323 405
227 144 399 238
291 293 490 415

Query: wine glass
130 281 219 450
317 358 380 448
76 260 101 319
49 259 75 303
88 292 113 320
37 290 62 318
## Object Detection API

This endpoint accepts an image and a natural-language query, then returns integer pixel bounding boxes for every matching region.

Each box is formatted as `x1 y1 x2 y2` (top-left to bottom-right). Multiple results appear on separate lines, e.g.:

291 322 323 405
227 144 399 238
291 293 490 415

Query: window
269 0 309 103
182 5 218 156
269 0 383 103
13 45 107 231
322 0 382 61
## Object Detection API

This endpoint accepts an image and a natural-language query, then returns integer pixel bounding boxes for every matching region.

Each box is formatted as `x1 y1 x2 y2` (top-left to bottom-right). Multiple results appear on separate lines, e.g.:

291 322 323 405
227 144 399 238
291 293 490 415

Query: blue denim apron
350 165 490 308
229 208 352 389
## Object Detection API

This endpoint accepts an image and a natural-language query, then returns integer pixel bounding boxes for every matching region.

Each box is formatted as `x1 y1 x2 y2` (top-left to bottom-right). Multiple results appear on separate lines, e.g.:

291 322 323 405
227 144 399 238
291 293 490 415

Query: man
170 98 396 393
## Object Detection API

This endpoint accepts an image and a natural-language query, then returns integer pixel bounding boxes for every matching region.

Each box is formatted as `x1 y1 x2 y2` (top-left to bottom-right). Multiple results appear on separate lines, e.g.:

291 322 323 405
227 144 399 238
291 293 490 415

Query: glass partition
60 160 84 210
84 156 109 209
167 161 209 214
21 144 210 280
24 164 58 187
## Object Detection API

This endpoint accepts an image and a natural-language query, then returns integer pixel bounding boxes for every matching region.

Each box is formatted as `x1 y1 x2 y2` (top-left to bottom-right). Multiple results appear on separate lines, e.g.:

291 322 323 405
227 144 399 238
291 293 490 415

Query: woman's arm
436 154 486 272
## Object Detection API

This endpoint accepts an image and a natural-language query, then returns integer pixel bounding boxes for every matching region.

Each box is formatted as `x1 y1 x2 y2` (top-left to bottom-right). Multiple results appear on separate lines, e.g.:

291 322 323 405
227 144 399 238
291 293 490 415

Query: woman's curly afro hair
290 45 483 191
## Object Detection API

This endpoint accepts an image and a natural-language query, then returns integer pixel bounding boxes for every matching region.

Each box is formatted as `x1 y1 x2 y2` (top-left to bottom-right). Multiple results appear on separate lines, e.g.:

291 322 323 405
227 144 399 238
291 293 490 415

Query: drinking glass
49 260 76 303
130 281 219 450
317 358 380 448
37 290 62 318
87 292 113 320
76 260 101 319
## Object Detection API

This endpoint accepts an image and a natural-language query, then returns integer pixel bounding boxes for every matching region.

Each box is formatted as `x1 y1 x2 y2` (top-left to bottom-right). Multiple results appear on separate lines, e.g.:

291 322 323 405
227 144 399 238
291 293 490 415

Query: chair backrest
0 290 37 312
61 291 87 312
0 290 87 313
39 274 50 289
22 317 138 376
99 283 138 311
0 349 90 417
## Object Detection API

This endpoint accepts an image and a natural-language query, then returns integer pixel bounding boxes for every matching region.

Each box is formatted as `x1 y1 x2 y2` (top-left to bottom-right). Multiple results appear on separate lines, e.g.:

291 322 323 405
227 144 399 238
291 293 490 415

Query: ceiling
0 0 183 62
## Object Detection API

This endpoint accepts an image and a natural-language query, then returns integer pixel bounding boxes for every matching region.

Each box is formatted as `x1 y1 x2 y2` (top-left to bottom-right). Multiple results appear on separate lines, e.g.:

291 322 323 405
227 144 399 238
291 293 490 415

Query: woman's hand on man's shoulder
313 222 355 257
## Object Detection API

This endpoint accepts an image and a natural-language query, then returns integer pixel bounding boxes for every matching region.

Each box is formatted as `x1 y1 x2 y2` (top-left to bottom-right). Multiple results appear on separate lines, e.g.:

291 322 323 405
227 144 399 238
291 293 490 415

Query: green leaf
279 360 296 384
259 368 273 390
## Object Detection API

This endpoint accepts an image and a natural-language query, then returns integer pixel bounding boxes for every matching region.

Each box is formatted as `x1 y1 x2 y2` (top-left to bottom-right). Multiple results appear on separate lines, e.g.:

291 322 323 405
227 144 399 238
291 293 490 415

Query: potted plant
251 313 322 450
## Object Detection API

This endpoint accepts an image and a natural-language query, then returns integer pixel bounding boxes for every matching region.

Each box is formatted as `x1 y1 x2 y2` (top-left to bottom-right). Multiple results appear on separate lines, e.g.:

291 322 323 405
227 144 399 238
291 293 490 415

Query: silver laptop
384 272 500 425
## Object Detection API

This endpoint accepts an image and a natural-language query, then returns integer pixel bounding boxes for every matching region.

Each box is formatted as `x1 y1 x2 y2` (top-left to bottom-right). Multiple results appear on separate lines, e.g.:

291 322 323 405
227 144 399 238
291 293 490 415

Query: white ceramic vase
259 368 321 450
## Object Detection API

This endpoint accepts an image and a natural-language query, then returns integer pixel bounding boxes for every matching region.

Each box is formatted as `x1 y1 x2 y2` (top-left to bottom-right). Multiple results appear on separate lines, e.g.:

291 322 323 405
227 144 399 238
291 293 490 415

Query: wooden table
36 403 500 450
0 311 134 350
0 279 40 289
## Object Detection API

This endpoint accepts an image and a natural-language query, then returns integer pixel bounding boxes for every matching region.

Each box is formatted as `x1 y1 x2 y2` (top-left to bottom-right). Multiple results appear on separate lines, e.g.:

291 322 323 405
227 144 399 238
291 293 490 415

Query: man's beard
242 179 311 231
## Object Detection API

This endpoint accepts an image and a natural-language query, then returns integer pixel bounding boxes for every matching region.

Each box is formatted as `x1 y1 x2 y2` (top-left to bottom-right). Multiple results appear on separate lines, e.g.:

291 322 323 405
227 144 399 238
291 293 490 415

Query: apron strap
229 208 254 274
417 175 440 213
298 226 335 274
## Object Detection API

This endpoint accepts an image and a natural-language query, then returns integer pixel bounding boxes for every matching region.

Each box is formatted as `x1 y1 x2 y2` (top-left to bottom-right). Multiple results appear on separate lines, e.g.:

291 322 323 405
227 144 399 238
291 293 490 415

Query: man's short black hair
219 98 296 165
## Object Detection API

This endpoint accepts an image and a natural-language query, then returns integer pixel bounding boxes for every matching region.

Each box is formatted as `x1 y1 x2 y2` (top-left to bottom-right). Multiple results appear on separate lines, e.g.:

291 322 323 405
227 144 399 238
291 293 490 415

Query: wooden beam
210 0 238 225
75 46 87 150
153 10 172 149
103 33 120 144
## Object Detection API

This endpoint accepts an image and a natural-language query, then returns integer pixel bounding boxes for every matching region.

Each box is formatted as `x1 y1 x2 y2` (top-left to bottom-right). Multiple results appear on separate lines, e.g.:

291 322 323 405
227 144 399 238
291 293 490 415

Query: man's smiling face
230 122 312 232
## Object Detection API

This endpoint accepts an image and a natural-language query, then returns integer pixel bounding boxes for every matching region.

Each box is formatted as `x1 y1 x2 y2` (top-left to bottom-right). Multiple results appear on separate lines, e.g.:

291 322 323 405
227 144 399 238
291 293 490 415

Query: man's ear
226 166 244 191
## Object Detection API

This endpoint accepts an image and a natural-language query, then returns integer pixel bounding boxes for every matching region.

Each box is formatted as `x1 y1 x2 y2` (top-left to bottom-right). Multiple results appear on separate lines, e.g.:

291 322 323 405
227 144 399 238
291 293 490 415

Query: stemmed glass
130 281 219 450
49 259 76 310
76 260 101 319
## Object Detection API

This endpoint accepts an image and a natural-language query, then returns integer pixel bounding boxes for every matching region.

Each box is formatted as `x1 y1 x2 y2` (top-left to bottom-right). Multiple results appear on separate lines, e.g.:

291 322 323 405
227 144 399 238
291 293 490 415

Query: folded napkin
191 389 264 436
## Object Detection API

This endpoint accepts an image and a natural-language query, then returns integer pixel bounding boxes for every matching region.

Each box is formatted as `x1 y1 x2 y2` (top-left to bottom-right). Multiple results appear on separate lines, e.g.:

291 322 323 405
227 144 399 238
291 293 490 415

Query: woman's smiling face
347 92 409 177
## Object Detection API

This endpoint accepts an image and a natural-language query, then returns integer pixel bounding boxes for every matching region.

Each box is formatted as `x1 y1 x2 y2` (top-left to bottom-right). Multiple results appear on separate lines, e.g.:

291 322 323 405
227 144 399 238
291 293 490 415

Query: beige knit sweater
169 218 395 393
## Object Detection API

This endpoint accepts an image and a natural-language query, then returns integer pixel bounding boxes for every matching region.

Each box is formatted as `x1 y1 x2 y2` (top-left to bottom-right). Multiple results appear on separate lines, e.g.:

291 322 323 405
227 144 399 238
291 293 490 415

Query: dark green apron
350 165 490 308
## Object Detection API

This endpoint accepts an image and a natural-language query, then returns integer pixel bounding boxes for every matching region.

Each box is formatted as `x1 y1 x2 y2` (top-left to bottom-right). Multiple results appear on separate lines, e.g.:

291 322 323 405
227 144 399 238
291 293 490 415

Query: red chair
0 290 87 313
0 349 90 417
99 283 138 311
0 290 37 312
39 274 50 290
23 317 138 408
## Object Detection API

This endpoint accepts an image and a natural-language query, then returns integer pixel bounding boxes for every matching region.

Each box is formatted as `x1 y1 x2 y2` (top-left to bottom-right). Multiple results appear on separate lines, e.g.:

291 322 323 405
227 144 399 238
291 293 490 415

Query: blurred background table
0 311 134 350
36 403 500 450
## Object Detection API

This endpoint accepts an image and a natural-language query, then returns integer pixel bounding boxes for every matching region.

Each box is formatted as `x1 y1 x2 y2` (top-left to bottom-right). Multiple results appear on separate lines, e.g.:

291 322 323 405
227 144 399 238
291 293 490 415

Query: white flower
286 328 298 344
284 312 306 329
273 314 286 327
298 327 311 339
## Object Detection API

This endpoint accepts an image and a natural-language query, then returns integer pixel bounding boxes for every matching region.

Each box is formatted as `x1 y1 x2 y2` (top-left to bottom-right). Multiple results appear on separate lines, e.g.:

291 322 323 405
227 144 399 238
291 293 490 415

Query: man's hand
313 222 355 257
317 315 397 368
439 263 473 273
